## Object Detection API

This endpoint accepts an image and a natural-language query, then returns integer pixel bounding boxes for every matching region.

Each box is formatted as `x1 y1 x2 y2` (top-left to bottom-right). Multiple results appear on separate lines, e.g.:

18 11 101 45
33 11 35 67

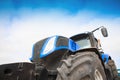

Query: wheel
108 60 119 80
56 51 107 80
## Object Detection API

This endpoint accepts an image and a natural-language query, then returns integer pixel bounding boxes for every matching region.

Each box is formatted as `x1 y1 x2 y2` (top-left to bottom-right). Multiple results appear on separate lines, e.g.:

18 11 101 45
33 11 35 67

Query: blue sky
0 0 120 68
1 0 120 17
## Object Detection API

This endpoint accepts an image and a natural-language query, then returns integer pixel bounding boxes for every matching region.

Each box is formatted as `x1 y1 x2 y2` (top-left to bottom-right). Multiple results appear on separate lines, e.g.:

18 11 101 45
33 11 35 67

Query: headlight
40 36 58 58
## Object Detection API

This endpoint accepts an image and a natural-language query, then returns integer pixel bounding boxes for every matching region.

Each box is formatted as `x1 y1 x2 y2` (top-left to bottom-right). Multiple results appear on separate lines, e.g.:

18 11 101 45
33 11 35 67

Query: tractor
0 27 119 80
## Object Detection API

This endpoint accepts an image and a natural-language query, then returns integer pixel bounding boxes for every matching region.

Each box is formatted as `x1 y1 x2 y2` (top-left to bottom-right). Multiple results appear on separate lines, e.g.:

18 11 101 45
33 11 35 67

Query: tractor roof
70 32 90 41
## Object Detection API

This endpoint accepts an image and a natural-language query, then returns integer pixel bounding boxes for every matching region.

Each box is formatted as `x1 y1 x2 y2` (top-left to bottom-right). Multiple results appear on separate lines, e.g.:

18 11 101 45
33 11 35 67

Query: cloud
0 9 120 68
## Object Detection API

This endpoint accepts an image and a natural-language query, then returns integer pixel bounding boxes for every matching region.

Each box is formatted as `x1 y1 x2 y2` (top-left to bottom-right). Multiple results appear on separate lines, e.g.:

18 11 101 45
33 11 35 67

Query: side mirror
101 27 108 37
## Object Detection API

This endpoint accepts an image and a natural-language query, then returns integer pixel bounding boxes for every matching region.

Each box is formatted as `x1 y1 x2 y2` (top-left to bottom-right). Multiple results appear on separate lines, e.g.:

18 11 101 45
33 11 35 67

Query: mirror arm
91 26 104 33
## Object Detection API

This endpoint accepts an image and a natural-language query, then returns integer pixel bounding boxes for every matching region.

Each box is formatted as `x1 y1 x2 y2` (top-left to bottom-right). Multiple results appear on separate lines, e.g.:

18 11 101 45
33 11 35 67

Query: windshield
75 38 91 49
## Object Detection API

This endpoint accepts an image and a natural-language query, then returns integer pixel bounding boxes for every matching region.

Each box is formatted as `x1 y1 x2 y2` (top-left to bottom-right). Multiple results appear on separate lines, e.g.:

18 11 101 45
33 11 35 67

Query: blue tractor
30 27 118 80
0 27 119 80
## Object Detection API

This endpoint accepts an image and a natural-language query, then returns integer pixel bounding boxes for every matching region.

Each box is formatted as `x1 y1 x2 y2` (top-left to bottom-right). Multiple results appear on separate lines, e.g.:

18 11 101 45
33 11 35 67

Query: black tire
56 51 107 80
108 60 119 80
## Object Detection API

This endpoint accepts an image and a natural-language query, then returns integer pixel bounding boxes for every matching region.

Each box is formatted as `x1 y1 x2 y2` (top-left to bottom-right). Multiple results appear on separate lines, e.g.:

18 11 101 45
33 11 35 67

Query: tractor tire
108 60 119 80
56 51 107 80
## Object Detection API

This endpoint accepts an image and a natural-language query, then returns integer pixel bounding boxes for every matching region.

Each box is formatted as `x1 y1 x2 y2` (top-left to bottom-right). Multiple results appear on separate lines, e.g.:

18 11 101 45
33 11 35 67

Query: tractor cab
70 32 95 49
70 27 108 51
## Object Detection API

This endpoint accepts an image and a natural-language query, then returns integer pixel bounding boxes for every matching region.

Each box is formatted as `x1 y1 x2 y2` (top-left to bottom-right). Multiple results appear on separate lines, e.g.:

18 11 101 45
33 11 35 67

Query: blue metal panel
30 35 80 59
101 53 110 64
40 36 80 58
69 39 80 52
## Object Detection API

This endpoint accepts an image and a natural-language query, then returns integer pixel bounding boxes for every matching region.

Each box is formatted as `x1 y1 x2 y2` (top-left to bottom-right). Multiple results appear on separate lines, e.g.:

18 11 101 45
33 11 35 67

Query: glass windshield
75 38 91 49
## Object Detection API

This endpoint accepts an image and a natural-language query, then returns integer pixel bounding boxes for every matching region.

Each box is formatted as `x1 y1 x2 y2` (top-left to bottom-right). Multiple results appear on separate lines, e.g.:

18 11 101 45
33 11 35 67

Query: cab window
75 38 91 49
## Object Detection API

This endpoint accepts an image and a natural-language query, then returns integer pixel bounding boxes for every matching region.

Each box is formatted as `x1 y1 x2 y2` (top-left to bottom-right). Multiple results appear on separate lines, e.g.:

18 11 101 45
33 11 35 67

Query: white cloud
0 9 120 68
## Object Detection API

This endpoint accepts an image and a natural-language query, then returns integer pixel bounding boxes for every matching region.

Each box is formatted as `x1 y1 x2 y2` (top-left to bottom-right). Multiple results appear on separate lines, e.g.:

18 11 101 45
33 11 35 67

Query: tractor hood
30 35 80 60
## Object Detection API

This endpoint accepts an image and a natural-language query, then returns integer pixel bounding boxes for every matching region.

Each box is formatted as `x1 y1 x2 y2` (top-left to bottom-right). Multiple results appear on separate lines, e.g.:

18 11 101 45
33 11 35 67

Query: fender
30 35 80 60
76 49 110 64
